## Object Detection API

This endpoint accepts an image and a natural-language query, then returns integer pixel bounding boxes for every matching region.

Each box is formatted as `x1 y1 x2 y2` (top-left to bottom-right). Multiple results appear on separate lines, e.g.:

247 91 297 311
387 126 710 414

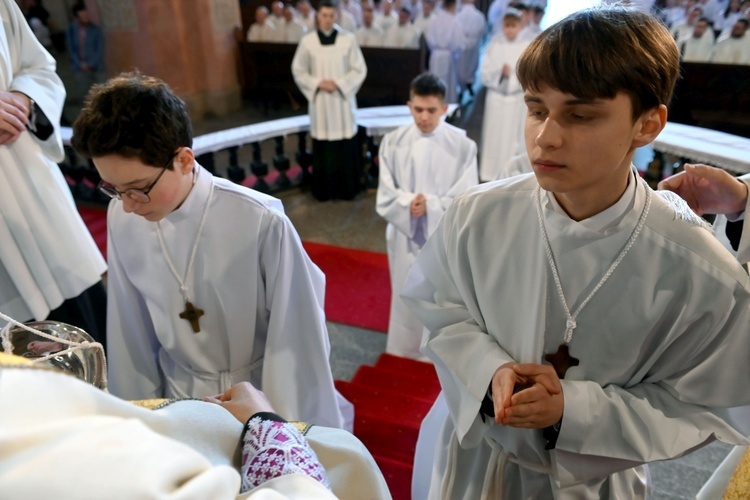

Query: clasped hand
0 90 30 145
411 193 426 217
491 362 563 429
317 79 338 93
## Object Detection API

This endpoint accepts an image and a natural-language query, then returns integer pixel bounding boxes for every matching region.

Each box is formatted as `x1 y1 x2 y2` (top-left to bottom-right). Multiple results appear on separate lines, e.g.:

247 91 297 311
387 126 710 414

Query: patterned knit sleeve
239 414 331 493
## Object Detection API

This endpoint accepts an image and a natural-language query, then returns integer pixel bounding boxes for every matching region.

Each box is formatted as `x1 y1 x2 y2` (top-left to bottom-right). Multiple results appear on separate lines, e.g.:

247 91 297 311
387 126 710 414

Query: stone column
89 0 243 119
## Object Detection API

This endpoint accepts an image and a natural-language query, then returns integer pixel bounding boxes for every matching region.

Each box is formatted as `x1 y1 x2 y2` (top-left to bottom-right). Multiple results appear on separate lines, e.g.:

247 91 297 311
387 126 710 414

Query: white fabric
0 0 106 323
712 35 750 64
384 23 421 49
680 30 715 62
374 11 398 32
652 121 750 174
247 20 279 42
455 4 487 86
291 29 367 141
376 122 478 359
106 165 351 430
355 25 385 47
337 10 357 33
413 11 435 34
298 13 317 32
478 34 529 181
283 19 307 43
0 361 391 499
341 0 363 27
425 10 465 104
403 173 750 498
670 20 695 44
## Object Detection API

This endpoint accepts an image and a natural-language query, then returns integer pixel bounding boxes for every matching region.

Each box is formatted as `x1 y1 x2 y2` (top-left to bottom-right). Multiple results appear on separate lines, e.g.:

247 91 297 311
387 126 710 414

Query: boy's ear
632 104 667 148
176 147 195 174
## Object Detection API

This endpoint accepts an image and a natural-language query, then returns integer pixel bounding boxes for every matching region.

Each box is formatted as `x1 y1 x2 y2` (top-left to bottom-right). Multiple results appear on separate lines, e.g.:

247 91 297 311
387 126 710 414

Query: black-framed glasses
97 152 177 203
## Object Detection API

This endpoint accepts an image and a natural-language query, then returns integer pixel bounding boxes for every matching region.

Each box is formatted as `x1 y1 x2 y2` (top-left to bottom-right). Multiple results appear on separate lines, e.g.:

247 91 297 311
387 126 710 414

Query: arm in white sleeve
375 132 420 238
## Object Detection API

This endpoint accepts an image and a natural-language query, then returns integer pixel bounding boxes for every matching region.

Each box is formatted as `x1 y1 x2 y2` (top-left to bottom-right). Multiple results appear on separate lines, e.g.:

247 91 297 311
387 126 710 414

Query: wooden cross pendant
179 301 204 333
543 344 580 379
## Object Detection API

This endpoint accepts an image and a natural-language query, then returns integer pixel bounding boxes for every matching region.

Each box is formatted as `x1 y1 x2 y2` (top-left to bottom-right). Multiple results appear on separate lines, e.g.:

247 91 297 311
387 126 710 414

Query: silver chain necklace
535 178 652 345
156 175 214 333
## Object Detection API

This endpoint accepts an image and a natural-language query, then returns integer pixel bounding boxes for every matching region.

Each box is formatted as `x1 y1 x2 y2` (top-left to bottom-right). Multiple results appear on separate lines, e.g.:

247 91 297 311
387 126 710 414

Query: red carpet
336 353 441 500
76 206 391 332
302 242 390 333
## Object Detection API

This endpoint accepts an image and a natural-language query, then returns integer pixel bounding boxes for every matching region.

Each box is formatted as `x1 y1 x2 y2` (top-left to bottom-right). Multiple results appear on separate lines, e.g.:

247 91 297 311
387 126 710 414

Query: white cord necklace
535 178 652 377
156 174 214 333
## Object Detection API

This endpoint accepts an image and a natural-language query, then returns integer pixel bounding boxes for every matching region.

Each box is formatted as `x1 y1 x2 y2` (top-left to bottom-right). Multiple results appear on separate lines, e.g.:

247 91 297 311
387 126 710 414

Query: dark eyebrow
523 95 607 106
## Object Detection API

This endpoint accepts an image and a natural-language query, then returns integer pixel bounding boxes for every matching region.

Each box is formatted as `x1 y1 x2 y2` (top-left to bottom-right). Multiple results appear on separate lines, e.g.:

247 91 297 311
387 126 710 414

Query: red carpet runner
336 353 441 500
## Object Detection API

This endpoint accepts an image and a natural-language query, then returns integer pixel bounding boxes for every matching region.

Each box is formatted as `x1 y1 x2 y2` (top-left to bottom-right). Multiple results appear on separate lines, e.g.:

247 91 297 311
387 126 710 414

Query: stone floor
54 54 733 500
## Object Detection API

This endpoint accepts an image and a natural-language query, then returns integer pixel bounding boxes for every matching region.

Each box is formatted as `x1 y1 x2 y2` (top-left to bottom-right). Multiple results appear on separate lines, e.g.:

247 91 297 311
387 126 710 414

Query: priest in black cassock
291 0 367 201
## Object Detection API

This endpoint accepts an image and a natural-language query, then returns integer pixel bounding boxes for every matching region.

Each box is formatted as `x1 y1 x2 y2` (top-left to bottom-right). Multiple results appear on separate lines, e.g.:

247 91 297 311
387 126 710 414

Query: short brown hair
517 6 679 120
72 72 193 169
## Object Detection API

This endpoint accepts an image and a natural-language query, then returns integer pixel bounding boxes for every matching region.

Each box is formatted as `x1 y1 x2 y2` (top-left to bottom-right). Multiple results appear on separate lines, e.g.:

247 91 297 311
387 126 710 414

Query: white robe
283 19 308 44
413 11 435 34
0 0 106 323
383 23 421 49
374 11 399 32
455 4 487 87
106 165 351 431
355 24 385 47
712 35 750 64
479 35 529 181
0 359 392 500
680 31 715 62
425 11 465 104
402 173 750 498
376 122 478 359
247 20 278 42
291 29 367 141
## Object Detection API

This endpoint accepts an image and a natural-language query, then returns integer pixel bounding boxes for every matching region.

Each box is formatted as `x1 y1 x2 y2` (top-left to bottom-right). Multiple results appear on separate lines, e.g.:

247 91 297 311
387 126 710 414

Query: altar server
376 73 478 359
292 0 367 200
425 0 465 103
478 9 530 181
403 7 750 498
455 0 487 100
0 0 107 342
71 73 351 431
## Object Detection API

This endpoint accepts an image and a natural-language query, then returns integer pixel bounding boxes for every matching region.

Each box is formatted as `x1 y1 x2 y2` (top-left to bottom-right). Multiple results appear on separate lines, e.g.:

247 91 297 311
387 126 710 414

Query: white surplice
383 23 421 49
478 34 529 181
712 35 750 64
291 28 367 141
0 357 391 500
413 11 435 35
247 20 278 42
402 172 750 498
455 3 487 88
425 10 465 104
680 30 715 62
0 0 106 323
106 165 351 430
355 24 385 47
376 122 478 359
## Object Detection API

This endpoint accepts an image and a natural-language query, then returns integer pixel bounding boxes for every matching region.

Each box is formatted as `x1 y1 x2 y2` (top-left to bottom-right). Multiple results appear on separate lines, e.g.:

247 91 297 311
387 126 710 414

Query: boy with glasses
71 73 352 431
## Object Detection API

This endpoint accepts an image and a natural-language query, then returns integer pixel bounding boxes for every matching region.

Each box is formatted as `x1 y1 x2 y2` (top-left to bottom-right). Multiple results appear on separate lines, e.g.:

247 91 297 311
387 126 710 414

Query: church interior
3 0 750 498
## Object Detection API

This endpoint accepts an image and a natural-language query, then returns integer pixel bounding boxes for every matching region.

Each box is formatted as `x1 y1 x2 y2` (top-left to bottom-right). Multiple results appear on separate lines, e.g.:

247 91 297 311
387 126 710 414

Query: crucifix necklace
534 178 652 379
156 177 214 333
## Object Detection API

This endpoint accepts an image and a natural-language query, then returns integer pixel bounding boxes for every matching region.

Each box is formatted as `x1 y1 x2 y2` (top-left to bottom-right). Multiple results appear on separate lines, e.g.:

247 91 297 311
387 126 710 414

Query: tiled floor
55 52 733 500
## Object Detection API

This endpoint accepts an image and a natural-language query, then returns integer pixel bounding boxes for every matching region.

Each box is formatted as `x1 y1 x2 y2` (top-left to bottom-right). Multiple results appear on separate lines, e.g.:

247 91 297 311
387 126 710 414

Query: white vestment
337 10 357 33
376 122 478 359
455 4 487 87
680 31 715 62
383 23 421 49
106 165 351 430
283 19 308 43
402 173 750 498
0 359 392 500
712 35 750 64
355 24 385 47
247 20 278 42
478 34 529 181
0 0 106 323
413 11 435 34
425 11 465 104
341 0 363 27
291 29 367 141
374 11 399 32
298 13 317 32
